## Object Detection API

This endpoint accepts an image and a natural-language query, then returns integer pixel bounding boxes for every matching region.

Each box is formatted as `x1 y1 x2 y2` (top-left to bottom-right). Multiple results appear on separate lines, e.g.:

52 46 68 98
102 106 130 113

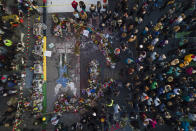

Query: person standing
79 1 86 12
90 4 96 14
72 0 78 12
97 1 101 13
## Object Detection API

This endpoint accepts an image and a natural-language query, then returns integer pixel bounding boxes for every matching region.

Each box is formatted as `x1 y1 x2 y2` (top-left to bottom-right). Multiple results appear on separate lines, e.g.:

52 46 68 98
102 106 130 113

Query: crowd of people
0 0 196 130
0 0 26 129
51 0 196 131
0 0 44 130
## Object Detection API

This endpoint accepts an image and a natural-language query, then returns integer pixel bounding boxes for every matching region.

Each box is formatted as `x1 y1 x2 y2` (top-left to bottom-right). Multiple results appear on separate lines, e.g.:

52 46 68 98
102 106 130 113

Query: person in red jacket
72 0 78 11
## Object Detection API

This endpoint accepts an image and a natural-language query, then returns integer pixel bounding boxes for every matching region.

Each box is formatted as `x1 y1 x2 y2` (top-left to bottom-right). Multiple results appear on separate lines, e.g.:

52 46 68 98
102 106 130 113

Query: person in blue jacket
181 121 190 131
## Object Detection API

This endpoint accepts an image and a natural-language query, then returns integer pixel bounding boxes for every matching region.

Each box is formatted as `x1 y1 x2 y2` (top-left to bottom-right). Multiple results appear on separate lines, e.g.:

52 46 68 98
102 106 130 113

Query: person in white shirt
154 97 161 106
151 38 159 46
151 52 158 61
173 88 181 95
147 97 153 106
114 104 121 114
176 16 183 24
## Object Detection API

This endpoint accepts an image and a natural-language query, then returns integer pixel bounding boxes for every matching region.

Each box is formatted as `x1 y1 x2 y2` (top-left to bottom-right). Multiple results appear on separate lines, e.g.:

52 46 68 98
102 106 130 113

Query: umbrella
126 58 134 64
167 76 173 82
184 54 194 63
114 48 120 55
4 39 13 46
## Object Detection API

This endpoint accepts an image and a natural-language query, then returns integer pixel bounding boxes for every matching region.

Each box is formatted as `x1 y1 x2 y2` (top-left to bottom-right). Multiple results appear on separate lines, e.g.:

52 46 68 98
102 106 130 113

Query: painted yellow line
43 36 47 81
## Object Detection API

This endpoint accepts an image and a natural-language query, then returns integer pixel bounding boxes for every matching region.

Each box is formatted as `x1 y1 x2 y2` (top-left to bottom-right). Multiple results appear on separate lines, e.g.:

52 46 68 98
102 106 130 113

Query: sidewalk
47 0 108 13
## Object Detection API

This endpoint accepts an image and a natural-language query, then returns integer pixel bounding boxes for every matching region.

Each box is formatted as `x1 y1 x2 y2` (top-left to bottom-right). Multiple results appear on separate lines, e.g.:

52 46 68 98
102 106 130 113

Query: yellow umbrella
184 54 193 63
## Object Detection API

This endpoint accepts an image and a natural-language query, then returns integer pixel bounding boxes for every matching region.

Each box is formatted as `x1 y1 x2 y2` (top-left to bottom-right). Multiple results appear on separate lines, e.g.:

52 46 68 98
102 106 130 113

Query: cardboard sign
44 51 52 57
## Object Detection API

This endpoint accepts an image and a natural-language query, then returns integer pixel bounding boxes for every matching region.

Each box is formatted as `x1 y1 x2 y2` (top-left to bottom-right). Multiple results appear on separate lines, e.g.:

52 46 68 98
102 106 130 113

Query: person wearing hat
167 76 174 82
